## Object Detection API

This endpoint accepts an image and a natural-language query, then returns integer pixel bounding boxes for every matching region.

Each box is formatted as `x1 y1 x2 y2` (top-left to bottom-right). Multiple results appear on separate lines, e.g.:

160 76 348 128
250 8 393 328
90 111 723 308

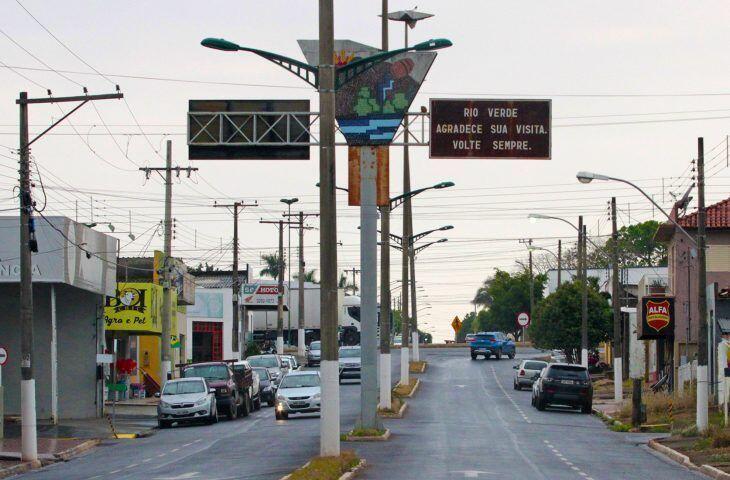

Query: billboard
243 283 288 310
430 99 551 159
104 282 163 334
188 99 310 160
638 296 675 339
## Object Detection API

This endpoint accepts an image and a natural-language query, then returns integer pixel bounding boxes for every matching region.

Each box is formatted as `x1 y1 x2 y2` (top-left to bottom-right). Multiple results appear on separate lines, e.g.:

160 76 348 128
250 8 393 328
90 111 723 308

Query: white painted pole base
21 379 37 462
320 360 340 457
161 360 171 385
297 329 306 357
614 358 623 402
276 336 284 355
581 348 588 368
400 347 410 386
412 332 419 361
697 365 709 433
379 353 392 410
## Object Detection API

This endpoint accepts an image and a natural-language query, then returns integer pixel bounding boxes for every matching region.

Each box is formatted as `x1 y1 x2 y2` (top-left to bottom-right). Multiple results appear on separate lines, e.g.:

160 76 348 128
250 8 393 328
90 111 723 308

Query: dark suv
182 362 249 420
532 364 593 414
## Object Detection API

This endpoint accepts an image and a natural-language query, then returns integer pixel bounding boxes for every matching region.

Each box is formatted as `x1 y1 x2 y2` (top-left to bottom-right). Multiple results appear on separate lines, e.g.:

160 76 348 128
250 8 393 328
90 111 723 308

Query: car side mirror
209 388 216 394
154 392 160 398
513 364 518 369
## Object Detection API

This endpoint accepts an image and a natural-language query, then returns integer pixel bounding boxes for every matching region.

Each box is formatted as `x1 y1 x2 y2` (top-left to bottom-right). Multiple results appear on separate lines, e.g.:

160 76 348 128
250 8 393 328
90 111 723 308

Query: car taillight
546 387 556 394
519 370 526 376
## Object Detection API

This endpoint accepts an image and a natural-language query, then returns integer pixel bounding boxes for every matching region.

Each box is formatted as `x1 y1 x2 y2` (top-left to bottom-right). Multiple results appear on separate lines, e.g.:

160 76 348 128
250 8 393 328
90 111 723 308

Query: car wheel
484 354 491 360
227 399 237 420
254 395 262 411
536 397 546 411
275 411 288 420
581 402 592 414
508 352 515 360
513 381 520 391
158 419 170 429
267 398 275 408
495 349 502 360
470 352 477 360
240 392 251 417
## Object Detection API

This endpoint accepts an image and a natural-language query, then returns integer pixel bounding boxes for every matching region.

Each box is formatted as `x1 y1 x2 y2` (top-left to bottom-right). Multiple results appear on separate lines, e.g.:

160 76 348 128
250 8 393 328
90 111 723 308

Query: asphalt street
12 348 706 480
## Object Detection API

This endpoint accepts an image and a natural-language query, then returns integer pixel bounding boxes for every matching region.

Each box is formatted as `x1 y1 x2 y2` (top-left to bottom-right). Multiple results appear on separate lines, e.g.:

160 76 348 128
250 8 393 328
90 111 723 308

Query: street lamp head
201 37 241 52
528 213 550 220
433 181 455 189
437 238 448 243
413 38 453 51
280 198 299 206
440 225 454 231
576 171 610 184
107 223 115 232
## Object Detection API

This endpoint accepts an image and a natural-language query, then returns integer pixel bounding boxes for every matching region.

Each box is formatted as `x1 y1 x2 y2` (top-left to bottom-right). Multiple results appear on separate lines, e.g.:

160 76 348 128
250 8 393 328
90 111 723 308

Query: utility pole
283 211 319 357
557 239 562 287
519 238 534 342
409 243 419 359
281 198 299 346
611 197 623 402
697 137 709 432
140 142 198 383
581 223 589 368
348 268 361 294
379 0 393 412
215 200 258 357
17 89 123 462
318 0 339 457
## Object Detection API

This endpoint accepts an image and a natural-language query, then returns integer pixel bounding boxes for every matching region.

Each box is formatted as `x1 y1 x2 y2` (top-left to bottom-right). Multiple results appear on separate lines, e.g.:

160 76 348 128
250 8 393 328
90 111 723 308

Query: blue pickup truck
469 332 516 360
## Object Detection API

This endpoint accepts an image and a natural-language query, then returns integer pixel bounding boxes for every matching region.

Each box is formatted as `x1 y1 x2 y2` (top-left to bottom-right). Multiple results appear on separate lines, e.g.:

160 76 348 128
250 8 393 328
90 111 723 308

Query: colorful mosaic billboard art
335 52 436 146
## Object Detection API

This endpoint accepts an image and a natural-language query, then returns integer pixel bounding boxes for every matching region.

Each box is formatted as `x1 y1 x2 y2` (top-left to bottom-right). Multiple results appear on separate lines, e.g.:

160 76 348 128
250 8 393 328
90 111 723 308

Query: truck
248 282 370 346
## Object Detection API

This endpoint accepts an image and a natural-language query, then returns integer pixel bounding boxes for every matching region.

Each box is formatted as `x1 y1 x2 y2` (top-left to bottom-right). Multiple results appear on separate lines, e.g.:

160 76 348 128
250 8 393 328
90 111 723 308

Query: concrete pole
528 249 533 342
19 91 38 463
400 22 412 386
409 245 419 361
232 204 240 356
378 0 393 411
276 220 285 355
298 211 306 357
318 0 340 457
611 197 623 402
557 240 562 287
581 223 589 368
288 204 292 347
50 285 58 424
161 140 173 384
697 137 709 433
359 146 380 430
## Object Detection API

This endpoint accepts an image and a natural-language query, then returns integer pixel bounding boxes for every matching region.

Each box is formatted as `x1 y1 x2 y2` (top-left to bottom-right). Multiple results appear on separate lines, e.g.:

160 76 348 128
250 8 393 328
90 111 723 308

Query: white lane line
109 469 122 474
171 448 180 452
125 463 139 469
142 458 152 463
545 442 593 479
182 442 193 447
490 366 532 424
157 453 166 458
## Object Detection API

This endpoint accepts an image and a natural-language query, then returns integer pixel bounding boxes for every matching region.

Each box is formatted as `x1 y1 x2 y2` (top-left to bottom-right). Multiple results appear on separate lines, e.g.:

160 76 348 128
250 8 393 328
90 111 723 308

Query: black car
532 363 593 414
253 367 276 407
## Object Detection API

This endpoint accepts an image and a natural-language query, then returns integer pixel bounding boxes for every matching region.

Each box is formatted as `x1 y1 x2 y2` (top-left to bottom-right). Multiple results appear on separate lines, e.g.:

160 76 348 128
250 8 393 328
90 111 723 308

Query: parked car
247 354 285 385
550 349 567 363
232 360 261 411
393 335 402 347
181 362 247 420
306 341 321 367
469 332 516 360
338 346 361 384
157 377 217 428
464 333 476 344
282 354 300 371
532 363 593 414
253 367 276 407
513 360 548 390
275 370 321 420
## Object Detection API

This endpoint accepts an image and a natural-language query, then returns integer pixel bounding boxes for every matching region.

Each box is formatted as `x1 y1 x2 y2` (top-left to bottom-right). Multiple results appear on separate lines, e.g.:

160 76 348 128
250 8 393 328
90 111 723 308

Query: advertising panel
104 282 163 334
242 283 288 310
430 99 551 159
638 296 675 339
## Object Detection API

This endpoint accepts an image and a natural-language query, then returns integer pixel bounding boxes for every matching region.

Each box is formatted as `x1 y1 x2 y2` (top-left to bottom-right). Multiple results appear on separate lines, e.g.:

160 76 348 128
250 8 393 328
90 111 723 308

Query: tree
475 270 547 338
188 262 222 274
613 220 667 267
294 269 319 284
338 273 358 295
531 278 612 362
259 253 283 280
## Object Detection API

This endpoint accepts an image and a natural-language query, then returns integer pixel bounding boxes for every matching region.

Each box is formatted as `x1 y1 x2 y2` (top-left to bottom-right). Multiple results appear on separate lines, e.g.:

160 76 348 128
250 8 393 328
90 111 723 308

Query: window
280 374 320 389
523 361 547 371
163 380 206 395
547 366 589 381
253 368 270 380
339 347 361 358
182 365 230 381
310 341 321 350
248 356 278 368
346 306 361 322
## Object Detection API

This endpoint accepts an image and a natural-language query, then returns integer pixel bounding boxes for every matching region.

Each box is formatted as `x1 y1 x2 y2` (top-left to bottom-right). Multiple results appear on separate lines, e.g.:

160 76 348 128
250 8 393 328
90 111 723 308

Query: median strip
378 397 408 418
342 428 390 442
393 378 420 398
280 451 364 480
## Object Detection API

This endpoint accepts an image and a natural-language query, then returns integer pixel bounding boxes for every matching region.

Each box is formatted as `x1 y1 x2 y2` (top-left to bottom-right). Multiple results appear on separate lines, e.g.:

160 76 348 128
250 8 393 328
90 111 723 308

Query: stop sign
517 312 530 328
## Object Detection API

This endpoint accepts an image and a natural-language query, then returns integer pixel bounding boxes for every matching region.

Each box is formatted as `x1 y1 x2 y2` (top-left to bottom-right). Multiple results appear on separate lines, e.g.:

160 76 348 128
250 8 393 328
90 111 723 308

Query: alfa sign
638 296 675 339
430 99 551 159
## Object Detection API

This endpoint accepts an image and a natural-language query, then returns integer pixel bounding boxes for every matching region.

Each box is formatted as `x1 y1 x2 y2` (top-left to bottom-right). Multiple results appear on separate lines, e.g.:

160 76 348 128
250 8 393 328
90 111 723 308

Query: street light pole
281 198 299 347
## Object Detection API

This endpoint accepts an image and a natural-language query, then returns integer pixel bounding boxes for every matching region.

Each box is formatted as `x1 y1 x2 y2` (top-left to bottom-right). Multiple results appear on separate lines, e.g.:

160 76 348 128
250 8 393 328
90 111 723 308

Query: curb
396 379 421 398
409 362 427 374
54 439 101 461
0 460 41 479
648 439 692 467
701 464 730 480
340 459 367 480
379 401 408 419
345 429 391 442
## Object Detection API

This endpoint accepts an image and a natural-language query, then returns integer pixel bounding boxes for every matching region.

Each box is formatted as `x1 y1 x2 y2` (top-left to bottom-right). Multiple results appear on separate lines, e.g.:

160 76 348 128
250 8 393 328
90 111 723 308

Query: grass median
288 450 361 480
393 378 419 397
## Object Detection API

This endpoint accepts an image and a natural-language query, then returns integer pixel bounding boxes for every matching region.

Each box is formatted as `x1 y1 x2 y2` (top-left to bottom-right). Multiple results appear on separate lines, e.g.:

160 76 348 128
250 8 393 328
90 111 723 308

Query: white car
157 377 217 428
338 346 362 384
275 370 321 420
513 360 548 390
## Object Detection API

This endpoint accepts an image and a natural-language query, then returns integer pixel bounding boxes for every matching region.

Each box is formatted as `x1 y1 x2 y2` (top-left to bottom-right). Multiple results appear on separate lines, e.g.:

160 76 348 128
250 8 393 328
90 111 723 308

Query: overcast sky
1 1 729 342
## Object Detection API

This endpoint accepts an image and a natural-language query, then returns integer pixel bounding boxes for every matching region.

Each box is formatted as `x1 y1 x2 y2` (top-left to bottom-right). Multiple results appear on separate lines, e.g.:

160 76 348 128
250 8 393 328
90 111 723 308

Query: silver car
275 370 321 420
157 377 217 428
338 346 361 384
306 341 321 367
513 360 548 390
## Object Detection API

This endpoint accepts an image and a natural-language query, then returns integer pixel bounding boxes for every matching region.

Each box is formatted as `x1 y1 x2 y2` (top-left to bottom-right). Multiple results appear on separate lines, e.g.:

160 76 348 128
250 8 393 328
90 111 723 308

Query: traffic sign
517 312 531 328
430 99 551 159
451 316 462 333
0 346 7 366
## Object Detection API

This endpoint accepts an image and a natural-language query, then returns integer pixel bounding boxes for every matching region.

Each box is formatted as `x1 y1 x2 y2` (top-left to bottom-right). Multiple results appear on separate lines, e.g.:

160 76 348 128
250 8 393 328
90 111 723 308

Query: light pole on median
281 198 299 347
576 166 707 432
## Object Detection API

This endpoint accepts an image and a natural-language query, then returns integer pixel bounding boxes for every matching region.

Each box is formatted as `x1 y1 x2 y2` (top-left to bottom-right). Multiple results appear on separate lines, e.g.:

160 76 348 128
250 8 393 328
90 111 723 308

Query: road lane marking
126 463 139 469
182 442 193 447
142 458 152 463
543 441 593 479
490 366 531 424
109 469 122 474
157 453 166 458
171 448 180 452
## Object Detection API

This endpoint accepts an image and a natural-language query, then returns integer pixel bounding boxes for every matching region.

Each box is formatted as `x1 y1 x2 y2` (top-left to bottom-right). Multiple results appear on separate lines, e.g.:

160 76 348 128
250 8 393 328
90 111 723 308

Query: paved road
12 348 706 480
355 348 705 480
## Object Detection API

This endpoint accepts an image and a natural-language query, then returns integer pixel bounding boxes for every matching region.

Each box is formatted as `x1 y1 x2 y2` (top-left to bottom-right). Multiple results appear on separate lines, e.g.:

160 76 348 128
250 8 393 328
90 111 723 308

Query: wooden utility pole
17 90 122 462
215 201 258 355
140 144 198 383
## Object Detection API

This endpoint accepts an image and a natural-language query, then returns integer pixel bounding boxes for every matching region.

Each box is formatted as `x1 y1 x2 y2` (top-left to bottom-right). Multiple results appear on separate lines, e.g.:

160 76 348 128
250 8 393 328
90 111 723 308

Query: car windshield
339 348 361 358
182 365 229 381
163 381 206 395
548 366 589 380
280 374 320 389
248 356 278 368
253 368 270 380
524 361 547 370
310 341 321 350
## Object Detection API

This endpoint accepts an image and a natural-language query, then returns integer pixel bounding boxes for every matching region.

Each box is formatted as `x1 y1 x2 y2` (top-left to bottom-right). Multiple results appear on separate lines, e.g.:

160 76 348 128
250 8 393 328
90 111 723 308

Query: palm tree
473 278 493 308
294 269 319 284
339 273 358 295
259 252 284 280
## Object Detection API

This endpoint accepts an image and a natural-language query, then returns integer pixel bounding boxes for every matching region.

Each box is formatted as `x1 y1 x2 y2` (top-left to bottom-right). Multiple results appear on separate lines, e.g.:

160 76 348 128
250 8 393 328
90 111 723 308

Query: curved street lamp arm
390 186 430 210
608 176 697 247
